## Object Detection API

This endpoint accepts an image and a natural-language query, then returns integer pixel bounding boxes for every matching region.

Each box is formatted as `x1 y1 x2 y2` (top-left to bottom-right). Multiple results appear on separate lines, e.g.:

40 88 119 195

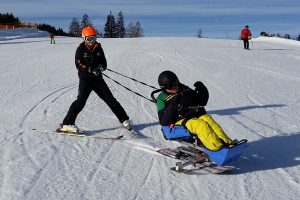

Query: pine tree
196 28 203 38
297 34 300 41
135 21 144 37
260 31 269 36
126 21 144 37
68 18 81 37
283 34 290 39
37 23 68 36
116 11 126 38
126 22 135 38
81 13 93 30
104 11 117 38
0 12 20 23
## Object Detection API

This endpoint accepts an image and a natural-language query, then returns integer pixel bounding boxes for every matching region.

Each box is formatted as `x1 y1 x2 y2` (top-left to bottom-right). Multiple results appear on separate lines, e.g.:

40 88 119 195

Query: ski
128 129 139 138
157 148 182 159
157 146 235 174
32 128 124 140
170 161 235 174
157 146 206 160
124 126 139 139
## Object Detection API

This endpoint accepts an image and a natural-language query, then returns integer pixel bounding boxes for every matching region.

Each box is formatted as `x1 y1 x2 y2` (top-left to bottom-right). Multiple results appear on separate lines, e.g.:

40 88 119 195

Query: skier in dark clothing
241 25 252 49
49 33 55 44
156 70 234 150
58 26 130 133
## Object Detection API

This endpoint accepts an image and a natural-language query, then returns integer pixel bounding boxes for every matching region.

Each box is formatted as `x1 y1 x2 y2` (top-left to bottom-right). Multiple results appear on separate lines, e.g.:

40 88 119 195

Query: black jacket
157 82 209 126
75 42 107 80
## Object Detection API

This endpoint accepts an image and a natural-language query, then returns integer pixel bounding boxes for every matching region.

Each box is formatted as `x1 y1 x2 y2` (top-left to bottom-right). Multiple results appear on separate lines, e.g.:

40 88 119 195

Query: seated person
156 70 234 151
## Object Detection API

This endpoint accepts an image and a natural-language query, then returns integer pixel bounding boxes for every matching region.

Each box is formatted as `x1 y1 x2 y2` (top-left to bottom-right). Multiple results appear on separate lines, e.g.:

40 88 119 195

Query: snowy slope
0 28 49 41
0 29 300 200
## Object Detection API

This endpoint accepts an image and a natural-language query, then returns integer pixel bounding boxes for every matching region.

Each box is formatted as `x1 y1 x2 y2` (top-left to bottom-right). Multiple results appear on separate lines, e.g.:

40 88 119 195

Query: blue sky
1 0 300 38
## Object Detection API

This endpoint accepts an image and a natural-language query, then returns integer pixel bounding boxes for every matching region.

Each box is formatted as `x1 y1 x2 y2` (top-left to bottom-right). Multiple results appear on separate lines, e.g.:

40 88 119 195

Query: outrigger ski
170 161 236 174
32 128 124 140
157 139 247 174
158 146 235 174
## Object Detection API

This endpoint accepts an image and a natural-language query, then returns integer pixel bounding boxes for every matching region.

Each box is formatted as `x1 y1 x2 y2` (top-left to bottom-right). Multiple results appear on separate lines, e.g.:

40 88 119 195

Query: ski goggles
85 36 97 42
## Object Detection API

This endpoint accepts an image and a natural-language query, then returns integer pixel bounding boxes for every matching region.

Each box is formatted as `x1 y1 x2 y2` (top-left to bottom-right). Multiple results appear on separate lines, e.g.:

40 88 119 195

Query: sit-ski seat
161 125 247 166
161 125 194 141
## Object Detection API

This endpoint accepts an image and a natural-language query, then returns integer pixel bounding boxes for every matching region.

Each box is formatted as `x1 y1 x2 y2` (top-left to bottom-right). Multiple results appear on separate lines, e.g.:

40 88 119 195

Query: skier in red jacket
241 25 252 49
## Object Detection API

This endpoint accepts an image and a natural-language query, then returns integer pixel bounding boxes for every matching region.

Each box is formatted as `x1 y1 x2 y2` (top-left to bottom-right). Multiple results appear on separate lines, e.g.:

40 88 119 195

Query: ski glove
87 66 93 73
98 64 106 72
92 64 106 76
86 66 100 76
194 81 205 91
194 81 209 106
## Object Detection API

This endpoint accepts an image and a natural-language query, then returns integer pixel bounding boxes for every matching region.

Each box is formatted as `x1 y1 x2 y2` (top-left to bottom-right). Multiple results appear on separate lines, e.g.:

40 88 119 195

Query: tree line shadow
0 40 75 45
234 132 300 174
0 39 48 45
207 103 300 174
86 103 299 174
207 104 285 116
252 48 295 51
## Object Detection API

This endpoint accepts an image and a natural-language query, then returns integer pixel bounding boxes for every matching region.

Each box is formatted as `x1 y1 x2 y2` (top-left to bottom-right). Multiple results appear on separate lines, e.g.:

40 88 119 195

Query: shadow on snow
206 104 300 174
234 132 300 174
86 103 299 174
208 104 285 116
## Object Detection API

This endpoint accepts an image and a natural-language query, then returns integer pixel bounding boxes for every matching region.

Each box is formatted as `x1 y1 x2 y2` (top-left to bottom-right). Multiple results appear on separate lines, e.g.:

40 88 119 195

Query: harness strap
180 118 189 129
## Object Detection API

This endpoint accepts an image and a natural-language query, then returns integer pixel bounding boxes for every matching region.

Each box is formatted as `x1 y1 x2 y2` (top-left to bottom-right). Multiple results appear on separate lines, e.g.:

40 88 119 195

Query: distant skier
156 70 234 150
49 33 55 44
58 26 131 133
241 25 252 49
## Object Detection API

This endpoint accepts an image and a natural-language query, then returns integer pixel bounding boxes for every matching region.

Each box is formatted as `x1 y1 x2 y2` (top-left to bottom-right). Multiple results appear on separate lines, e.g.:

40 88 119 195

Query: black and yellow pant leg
176 117 224 150
199 114 233 145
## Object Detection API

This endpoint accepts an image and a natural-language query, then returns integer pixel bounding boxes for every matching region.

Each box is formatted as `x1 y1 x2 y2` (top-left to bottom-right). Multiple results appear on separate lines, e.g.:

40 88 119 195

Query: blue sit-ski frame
161 125 247 166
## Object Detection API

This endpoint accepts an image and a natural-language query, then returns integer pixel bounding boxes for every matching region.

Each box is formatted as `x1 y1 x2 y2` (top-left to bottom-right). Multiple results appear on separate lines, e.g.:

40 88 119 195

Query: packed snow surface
0 29 300 200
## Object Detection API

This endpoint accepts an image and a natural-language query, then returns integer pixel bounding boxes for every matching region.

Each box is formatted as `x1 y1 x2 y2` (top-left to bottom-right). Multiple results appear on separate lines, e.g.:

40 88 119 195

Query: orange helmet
82 26 97 37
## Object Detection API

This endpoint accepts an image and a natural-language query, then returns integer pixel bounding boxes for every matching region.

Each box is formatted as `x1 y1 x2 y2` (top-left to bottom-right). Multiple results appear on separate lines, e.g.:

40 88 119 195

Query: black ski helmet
158 70 179 89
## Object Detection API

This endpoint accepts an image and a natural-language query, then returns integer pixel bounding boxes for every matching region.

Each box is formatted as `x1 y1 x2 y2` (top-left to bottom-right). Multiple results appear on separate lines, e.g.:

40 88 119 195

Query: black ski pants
63 79 129 125
243 39 249 49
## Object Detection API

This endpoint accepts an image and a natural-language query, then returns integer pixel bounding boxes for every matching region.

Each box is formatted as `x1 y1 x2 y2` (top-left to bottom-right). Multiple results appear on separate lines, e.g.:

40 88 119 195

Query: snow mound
254 36 300 46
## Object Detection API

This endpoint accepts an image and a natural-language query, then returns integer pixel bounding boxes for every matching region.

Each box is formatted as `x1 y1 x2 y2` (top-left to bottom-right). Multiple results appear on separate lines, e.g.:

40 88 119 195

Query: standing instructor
58 26 131 133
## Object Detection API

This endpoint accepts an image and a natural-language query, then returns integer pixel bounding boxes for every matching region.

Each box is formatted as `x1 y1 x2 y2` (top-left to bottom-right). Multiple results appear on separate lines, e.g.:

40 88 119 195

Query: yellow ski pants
176 114 233 150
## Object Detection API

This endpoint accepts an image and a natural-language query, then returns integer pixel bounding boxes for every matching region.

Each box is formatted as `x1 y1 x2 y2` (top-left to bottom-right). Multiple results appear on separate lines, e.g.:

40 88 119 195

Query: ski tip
116 135 124 139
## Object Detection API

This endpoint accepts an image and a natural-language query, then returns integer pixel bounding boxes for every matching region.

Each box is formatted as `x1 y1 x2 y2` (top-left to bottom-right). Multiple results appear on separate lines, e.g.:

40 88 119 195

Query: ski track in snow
20 84 77 129
1 34 300 200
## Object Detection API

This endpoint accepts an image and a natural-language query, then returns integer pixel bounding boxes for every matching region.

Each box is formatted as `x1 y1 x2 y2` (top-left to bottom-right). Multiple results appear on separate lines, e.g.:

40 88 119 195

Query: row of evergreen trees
3 12 300 40
0 12 20 23
37 24 68 36
0 12 143 38
69 11 144 38
260 31 300 41
0 12 68 35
